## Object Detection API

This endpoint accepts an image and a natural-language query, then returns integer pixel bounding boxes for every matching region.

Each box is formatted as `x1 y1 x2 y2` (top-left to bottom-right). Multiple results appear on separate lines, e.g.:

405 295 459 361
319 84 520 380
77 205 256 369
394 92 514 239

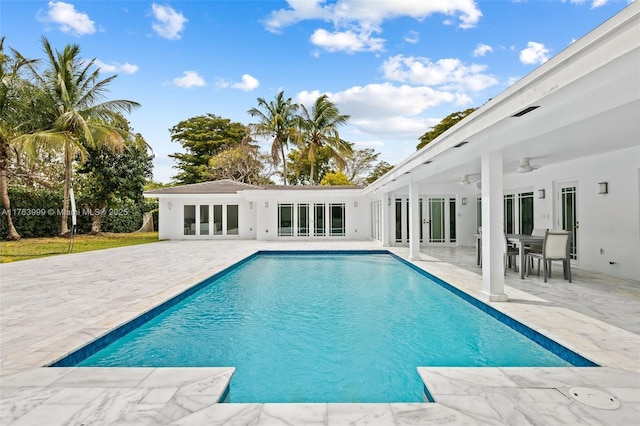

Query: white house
145 180 371 241
145 2 640 289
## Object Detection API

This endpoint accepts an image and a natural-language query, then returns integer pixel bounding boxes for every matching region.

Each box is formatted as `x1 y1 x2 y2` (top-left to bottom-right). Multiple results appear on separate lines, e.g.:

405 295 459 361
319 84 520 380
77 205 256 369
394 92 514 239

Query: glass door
559 183 578 260
427 197 446 243
199 205 210 236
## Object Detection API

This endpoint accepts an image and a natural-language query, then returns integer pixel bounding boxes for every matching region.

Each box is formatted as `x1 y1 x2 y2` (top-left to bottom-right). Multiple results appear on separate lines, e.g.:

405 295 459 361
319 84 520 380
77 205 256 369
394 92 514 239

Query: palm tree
0 37 39 240
295 94 352 185
18 37 140 235
247 91 298 185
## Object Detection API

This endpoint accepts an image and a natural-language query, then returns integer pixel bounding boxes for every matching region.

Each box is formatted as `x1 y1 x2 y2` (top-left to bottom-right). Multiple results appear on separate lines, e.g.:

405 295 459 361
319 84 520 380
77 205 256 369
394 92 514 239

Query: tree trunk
60 144 71 236
280 144 287 186
0 142 20 240
90 211 102 235
310 161 315 186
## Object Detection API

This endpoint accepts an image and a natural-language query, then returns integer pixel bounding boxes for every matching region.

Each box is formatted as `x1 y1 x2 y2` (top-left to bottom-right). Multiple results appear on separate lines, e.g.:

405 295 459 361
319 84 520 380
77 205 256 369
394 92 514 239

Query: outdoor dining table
507 234 545 279
475 233 544 279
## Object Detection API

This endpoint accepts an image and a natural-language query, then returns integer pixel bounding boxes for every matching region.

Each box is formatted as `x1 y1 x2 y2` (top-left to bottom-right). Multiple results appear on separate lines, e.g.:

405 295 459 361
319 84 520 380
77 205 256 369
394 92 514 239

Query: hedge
1 187 157 238
0 187 63 238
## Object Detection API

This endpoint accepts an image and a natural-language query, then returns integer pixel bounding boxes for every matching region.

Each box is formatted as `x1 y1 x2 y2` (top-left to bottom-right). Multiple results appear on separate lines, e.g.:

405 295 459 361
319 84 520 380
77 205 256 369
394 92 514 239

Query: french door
557 182 578 261
393 196 456 245
184 204 238 237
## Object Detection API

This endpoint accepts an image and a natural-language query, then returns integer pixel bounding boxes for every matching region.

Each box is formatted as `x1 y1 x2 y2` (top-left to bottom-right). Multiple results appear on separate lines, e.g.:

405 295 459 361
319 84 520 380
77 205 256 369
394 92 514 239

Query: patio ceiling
366 3 639 194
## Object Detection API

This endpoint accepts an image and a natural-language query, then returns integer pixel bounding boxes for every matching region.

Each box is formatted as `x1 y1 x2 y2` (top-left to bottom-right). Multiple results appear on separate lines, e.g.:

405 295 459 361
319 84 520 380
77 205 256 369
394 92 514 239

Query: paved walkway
1 240 639 425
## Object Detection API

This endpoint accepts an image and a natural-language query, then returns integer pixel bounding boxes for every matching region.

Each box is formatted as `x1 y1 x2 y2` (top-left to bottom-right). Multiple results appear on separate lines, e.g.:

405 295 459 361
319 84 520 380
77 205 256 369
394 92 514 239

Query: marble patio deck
1 240 639 425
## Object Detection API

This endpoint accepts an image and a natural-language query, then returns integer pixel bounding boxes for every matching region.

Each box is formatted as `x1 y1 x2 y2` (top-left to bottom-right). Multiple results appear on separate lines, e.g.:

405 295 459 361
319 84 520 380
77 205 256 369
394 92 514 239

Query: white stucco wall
154 189 370 242
156 195 256 240
247 189 369 241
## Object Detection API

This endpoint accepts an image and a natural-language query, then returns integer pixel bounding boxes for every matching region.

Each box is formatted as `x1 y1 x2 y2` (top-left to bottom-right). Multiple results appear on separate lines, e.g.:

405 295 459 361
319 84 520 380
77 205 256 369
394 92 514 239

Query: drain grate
568 387 620 410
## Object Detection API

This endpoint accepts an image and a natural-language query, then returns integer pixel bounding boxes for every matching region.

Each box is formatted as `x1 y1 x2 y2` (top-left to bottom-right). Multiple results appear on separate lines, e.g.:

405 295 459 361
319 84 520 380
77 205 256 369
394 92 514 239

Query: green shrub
0 187 63 238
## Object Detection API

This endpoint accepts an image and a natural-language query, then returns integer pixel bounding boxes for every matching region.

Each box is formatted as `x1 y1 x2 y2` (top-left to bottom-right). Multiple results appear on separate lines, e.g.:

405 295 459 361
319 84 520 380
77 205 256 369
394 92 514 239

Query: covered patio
364 2 639 301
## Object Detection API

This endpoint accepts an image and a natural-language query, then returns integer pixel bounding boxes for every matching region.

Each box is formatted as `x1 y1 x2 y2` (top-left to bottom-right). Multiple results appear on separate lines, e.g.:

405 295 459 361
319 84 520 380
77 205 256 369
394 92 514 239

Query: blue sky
2 0 633 183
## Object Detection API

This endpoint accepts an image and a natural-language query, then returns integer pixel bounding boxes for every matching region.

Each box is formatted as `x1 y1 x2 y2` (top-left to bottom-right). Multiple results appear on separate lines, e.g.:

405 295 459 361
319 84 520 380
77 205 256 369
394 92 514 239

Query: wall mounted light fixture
249 201 253 209
537 189 545 199
461 198 467 205
388 198 391 206
354 201 358 207
598 182 608 194
265 201 269 208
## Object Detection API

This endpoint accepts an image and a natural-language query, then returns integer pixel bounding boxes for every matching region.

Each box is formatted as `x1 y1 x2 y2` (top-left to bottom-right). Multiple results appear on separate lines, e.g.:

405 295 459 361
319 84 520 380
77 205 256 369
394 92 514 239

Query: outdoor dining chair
526 229 572 282
504 232 519 274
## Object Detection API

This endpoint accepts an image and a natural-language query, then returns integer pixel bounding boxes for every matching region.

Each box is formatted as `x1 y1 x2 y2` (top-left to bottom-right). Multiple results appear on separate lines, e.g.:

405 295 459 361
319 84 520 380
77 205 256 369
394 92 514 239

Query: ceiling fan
515 158 542 173
459 174 481 185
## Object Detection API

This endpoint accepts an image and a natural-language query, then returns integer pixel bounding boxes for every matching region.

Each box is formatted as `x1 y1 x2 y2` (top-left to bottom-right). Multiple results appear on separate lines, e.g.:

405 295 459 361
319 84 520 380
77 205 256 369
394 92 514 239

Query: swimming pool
53 251 596 402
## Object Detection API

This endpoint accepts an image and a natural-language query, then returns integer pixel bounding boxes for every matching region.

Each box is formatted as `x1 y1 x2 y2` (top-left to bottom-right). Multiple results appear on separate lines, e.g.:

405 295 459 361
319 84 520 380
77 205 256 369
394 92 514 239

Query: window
476 197 482 231
184 205 196 235
227 205 239 235
518 192 534 235
314 203 325 236
449 198 456 243
213 205 223 235
428 197 445 243
199 205 209 235
504 194 515 234
419 199 423 243
330 203 345 236
298 204 309 236
395 199 402 242
278 204 294 236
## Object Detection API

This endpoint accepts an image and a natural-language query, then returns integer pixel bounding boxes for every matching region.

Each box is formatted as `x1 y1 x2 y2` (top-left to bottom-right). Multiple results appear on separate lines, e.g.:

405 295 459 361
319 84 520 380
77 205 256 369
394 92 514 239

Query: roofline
363 1 640 195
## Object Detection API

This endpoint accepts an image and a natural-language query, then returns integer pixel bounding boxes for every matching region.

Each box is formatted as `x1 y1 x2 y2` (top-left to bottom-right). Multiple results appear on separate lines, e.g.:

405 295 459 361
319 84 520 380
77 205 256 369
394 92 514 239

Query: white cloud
562 0 609 8
231 74 260 91
172 71 205 88
295 83 462 139
381 55 498 92
352 116 428 138
151 3 187 40
353 140 385 148
95 59 139 74
38 1 95 36
264 0 481 54
473 43 493 57
310 27 385 53
265 0 482 32
404 30 419 44
519 41 550 65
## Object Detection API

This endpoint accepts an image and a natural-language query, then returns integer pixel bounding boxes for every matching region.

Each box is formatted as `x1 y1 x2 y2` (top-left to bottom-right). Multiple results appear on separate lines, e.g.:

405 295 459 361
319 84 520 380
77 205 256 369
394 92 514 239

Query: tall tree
169 114 246 184
18 37 140 236
207 140 275 185
77 129 153 234
365 160 394 184
417 108 476 150
295 94 352 185
286 145 335 185
320 171 351 186
247 91 298 185
342 147 381 186
0 37 36 240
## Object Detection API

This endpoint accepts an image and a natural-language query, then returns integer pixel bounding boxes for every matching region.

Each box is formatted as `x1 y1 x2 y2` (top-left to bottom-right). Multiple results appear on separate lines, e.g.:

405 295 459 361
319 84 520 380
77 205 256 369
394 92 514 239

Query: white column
481 149 508 302
409 180 420 260
381 193 390 246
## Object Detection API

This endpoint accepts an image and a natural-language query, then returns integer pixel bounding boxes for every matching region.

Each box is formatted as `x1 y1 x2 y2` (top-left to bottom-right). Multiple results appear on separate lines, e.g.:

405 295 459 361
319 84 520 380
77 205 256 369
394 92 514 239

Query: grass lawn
0 232 160 263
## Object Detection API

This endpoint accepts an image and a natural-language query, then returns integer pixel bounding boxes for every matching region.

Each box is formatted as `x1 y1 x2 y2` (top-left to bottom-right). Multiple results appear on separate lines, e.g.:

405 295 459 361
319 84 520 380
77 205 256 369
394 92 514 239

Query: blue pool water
72 252 589 402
